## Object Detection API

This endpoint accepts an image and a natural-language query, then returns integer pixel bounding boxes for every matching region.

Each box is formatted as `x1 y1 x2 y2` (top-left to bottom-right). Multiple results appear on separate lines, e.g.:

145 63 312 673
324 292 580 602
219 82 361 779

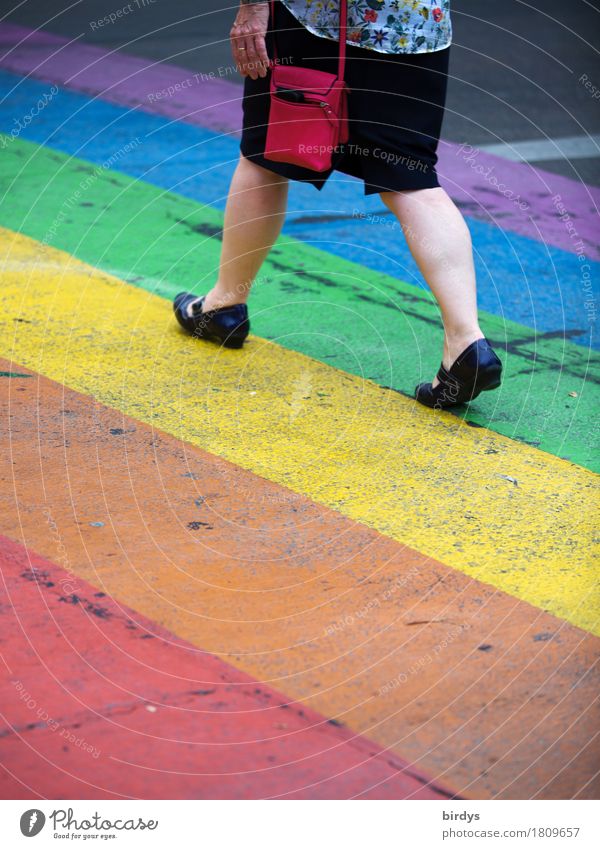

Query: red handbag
264 0 349 172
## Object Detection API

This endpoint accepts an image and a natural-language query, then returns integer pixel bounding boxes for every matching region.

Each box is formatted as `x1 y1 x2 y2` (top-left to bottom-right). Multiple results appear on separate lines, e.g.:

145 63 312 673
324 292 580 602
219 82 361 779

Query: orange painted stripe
0 535 453 800
1 360 598 800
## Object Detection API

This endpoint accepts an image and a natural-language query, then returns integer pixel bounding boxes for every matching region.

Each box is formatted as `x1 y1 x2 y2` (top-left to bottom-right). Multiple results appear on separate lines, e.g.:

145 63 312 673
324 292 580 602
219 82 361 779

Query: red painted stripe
0 536 456 800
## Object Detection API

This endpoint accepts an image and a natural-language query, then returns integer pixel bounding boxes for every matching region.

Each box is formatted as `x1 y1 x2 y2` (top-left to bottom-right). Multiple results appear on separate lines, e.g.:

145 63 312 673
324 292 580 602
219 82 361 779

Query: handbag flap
271 64 338 97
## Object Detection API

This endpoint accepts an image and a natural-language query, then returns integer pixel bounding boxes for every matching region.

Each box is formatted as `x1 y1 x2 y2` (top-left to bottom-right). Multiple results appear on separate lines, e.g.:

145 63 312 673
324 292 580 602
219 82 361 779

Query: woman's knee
379 187 454 227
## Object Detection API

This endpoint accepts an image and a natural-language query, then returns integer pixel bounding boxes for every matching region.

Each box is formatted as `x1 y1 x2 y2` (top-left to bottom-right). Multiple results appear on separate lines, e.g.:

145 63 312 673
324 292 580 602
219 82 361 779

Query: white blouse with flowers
280 0 452 54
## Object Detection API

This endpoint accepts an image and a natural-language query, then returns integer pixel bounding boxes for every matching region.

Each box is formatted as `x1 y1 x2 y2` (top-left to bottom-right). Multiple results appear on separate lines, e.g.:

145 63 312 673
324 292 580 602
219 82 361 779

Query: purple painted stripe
1 22 598 260
0 22 242 136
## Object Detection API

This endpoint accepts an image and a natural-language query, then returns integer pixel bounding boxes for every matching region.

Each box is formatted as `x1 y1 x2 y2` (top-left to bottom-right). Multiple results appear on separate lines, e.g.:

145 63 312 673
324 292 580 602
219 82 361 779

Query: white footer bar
1 799 599 848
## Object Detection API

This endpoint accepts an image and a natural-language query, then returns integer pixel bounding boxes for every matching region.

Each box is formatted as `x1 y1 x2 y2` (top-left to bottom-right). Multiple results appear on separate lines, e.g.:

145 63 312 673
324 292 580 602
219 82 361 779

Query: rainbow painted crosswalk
0 23 598 800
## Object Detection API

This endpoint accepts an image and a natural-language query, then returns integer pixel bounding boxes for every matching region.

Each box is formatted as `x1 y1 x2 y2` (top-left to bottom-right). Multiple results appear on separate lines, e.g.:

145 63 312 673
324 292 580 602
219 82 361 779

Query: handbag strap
269 0 348 81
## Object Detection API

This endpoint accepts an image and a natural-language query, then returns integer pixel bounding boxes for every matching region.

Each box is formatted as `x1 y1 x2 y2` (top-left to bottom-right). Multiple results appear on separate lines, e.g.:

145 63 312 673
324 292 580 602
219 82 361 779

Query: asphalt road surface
2 0 599 183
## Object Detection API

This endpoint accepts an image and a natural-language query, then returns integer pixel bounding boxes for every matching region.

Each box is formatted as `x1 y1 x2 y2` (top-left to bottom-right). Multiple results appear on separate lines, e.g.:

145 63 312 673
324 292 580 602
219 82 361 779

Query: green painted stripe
2 136 599 471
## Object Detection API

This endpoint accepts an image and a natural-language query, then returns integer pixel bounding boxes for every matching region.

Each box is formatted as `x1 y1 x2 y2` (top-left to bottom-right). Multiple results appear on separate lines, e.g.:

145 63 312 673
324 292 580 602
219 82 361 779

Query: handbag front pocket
265 87 344 171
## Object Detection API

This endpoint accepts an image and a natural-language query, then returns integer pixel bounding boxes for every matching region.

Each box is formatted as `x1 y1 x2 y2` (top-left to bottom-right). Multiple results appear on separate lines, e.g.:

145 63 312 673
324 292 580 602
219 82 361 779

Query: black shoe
173 292 249 349
415 338 502 409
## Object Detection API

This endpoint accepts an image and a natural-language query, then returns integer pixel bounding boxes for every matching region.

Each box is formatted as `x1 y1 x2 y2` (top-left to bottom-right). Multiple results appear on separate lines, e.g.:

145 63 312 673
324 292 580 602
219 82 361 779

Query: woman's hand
230 1 270 80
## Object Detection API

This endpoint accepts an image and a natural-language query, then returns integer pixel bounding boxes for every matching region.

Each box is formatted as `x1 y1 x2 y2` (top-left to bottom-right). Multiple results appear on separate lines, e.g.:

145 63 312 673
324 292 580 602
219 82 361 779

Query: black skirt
240 1 450 195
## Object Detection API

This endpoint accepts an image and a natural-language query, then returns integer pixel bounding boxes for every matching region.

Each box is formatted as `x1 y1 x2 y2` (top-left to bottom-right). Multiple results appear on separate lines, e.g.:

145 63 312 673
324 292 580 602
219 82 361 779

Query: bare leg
192 155 289 313
381 187 483 387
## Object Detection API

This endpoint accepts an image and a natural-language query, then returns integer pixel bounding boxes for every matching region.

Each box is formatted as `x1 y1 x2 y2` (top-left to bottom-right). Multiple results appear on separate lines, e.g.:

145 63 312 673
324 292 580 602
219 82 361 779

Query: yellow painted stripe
1 228 598 634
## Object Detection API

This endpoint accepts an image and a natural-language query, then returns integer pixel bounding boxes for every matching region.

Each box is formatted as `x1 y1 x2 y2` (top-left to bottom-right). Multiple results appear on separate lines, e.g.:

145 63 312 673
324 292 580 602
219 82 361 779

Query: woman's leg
199 155 289 313
381 187 483 387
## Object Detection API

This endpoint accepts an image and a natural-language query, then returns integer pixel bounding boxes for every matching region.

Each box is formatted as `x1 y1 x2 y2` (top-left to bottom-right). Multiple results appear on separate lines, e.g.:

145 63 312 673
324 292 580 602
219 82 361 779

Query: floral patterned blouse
280 0 452 54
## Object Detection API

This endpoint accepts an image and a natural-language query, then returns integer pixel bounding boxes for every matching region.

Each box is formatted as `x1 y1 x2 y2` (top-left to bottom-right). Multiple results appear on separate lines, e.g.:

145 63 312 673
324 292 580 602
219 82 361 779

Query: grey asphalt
2 0 599 184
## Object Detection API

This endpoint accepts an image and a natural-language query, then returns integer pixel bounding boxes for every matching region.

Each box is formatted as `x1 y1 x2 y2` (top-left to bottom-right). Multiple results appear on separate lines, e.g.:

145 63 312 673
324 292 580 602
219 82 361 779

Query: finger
241 34 261 80
254 33 270 72
230 27 242 63
231 27 255 77
252 34 269 77
235 47 251 77
231 49 248 76
230 28 248 71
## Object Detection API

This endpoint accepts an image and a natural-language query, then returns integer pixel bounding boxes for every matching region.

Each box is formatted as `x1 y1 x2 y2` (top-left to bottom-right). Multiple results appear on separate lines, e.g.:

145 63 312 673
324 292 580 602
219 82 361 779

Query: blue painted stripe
1 69 596 348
